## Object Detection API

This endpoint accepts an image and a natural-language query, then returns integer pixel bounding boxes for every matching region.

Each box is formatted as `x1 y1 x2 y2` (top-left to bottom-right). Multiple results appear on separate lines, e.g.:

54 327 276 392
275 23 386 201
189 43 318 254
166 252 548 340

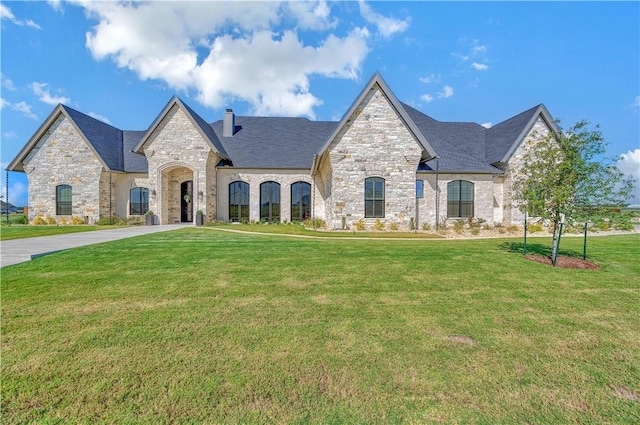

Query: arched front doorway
159 165 194 224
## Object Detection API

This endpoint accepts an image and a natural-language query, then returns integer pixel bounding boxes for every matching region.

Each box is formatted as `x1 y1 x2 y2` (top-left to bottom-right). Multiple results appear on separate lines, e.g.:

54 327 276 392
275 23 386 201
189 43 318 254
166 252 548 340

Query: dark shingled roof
402 103 502 173
211 117 338 169
61 105 147 173
43 100 546 174
485 104 542 164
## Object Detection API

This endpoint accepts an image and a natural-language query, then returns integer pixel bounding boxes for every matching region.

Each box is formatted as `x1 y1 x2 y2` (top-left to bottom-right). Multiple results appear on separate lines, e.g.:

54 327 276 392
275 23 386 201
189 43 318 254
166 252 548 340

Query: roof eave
499 104 559 164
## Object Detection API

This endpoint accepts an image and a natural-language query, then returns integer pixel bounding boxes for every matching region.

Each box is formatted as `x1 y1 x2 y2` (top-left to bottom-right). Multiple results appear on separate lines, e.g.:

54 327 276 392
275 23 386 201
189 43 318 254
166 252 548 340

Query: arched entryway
159 164 194 224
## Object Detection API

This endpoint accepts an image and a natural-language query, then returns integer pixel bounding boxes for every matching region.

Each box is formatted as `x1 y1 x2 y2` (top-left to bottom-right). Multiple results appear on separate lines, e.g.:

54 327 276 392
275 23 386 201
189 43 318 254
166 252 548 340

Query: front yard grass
2 231 639 423
0 224 119 241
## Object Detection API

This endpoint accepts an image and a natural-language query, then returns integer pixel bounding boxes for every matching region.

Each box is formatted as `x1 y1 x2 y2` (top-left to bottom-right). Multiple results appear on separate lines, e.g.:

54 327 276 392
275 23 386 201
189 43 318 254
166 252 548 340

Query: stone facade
317 84 423 229
141 105 219 224
503 117 552 225
22 115 105 223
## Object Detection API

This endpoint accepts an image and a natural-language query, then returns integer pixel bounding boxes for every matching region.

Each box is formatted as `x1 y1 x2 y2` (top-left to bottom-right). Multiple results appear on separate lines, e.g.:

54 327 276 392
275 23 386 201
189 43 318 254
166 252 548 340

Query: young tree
513 120 634 261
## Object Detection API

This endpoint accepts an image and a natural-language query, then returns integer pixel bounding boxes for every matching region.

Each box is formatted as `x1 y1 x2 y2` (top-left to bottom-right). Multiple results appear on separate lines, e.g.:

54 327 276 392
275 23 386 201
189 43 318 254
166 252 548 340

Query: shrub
127 216 144 226
58 217 69 225
354 218 366 231
71 216 86 225
373 219 385 231
453 220 465 234
303 218 326 229
11 215 28 224
614 221 633 231
45 216 57 225
470 228 480 236
97 217 125 226
528 223 544 233
388 222 399 231
422 223 431 231
32 216 47 225
507 225 518 233
596 221 611 231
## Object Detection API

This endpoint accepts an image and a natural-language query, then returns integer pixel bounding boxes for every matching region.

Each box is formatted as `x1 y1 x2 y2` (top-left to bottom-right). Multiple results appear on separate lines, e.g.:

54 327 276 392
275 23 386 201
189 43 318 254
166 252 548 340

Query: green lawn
2 230 639 424
0 224 119 241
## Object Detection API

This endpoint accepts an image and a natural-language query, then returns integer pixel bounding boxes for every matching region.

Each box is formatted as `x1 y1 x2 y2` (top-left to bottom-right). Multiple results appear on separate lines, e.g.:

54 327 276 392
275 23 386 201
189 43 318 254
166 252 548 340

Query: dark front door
181 180 193 222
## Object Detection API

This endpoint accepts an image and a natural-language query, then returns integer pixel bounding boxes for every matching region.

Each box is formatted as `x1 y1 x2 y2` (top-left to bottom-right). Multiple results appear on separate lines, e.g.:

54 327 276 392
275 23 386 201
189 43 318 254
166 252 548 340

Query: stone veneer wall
217 169 314 222
318 84 423 229
503 117 551 225
112 173 150 218
22 115 104 222
141 105 217 224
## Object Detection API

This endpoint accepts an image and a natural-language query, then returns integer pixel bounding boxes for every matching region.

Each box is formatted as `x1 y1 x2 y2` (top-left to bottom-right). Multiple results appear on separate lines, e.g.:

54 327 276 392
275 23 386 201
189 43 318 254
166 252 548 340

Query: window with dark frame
260 181 281 222
229 181 250 222
365 177 385 218
416 179 424 199
129 187 149 215
56 184 72 215
447 180 474 218
291 181 311 222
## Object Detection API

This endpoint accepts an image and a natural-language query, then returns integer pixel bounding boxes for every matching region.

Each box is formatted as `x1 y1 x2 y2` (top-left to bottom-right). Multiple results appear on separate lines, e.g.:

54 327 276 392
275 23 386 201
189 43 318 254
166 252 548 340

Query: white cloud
438 85 454 99
0 4 41 29
0 98 8 109
0 180 27 206
481 122 493 129
48 1 63 13
419 74 441 84
88 112 111 125
30 82 71 105
3 131 17 139
632 96 640 110
12 101 38 119
420 94 434 103
617 149 640 205
472 62 489 71
80 1 370 118
1 73 17 91
358 0 409 39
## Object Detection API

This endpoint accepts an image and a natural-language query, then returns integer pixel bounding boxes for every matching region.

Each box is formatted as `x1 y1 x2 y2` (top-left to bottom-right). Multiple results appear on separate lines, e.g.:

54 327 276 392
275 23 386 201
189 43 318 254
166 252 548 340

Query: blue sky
2 1 639 207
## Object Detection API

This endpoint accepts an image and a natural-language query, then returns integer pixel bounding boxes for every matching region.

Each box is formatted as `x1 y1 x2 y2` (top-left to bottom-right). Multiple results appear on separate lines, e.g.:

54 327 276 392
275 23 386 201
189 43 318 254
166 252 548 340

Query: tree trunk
551 220 560 261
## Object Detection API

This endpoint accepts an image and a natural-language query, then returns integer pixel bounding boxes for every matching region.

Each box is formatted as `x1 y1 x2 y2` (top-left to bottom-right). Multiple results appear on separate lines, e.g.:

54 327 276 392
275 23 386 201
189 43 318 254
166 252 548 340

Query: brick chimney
223 109 235 137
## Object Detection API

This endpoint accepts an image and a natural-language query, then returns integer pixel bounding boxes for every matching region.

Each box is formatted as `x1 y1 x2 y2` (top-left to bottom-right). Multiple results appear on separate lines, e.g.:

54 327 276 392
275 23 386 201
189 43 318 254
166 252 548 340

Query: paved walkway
1 224 188 268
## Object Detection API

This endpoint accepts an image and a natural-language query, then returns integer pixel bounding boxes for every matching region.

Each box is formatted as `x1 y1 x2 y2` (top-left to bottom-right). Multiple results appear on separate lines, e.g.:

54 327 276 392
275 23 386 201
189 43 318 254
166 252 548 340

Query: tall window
229 181 250 222
416 180 424 199
260 181 281 222
291 182 311 222
365 177 385 218
129 187 149 215
447 180 474 218
56 184 72 215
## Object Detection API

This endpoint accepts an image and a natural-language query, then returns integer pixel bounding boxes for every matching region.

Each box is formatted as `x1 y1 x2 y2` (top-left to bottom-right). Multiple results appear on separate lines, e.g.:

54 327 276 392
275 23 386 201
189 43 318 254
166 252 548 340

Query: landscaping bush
421 223 431 231
32 216 47 225
528 223 544 233
388 221 399 231
453 220 465 234
71 216 86 225
45 216 57 225
373 219 385 231
302 218 326 229
354 218 366 231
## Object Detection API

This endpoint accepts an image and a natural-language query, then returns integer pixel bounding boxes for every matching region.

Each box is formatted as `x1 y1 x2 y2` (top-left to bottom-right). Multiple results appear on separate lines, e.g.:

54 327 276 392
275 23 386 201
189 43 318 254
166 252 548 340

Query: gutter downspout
311 154 318 224
435 157 440 231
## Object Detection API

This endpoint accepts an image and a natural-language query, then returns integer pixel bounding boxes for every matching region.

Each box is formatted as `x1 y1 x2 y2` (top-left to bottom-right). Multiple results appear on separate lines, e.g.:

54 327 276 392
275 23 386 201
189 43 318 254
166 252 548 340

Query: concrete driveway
1 224 188 267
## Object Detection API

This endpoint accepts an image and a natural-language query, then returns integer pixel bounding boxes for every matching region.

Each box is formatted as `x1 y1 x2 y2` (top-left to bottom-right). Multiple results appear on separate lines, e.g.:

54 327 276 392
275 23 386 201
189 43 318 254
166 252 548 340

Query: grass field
0 224 119 241
2 230 639 423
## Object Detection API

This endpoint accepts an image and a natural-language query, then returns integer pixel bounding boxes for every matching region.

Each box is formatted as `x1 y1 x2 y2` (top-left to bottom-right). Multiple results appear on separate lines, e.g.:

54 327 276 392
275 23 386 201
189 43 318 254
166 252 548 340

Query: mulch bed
524 254 601 270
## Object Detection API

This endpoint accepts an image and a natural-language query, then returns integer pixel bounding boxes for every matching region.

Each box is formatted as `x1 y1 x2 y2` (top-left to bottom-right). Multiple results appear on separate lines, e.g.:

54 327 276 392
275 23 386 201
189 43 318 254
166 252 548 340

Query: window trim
129 187 149 215
364 177 385 218
291 181 311 222
56 184 72 215
260 181 281 223
447 180 474 218
229 181 250 222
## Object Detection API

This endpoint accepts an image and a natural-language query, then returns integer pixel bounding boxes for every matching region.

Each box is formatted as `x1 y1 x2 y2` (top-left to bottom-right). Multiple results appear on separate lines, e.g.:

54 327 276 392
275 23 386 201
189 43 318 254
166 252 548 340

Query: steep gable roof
134 96 229 159
486 104 557 165
313 72 438 173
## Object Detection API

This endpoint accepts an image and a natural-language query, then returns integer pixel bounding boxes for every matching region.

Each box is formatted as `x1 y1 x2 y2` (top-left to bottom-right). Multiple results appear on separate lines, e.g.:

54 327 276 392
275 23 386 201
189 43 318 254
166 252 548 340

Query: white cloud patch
481 122 493 129
1 4 41 29
88 112 111 125
79 1 373 118
30 82 71 105
472 62 489 71
420 94 434 103
1 73 17 91
0 179 27 207
419 74 441 84
632 96 640 110
3 131 17 139
438 85 454 99
12 101 38 119
0 98 8 109
617 149 640 206
358 0 409 39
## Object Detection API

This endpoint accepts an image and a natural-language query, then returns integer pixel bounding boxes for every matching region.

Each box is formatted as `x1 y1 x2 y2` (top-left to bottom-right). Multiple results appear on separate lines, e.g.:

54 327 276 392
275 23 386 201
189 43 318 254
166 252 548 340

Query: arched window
365 177 385 218
447 180 474 218
229 181 250 222
260 181 281 222
56 184 72 215
129 187 149 215
291 181 311 222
